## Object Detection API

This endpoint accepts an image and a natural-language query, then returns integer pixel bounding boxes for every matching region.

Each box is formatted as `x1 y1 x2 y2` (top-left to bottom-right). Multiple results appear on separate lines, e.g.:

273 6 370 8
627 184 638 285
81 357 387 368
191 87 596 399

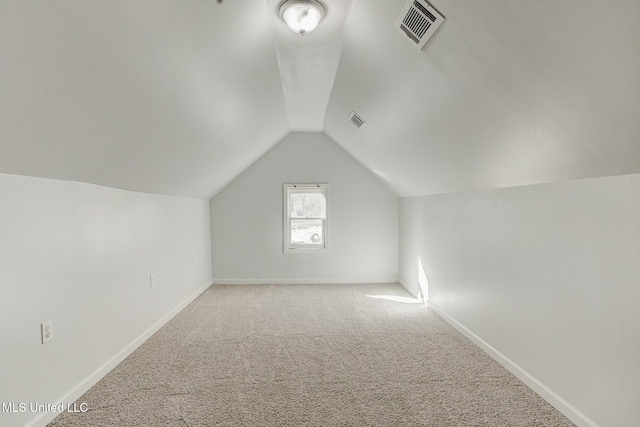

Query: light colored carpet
49 283 574 426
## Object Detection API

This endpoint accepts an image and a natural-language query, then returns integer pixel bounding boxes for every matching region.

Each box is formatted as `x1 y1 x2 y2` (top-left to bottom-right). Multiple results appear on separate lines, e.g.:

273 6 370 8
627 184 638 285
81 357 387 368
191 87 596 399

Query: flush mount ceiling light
279 0 326 36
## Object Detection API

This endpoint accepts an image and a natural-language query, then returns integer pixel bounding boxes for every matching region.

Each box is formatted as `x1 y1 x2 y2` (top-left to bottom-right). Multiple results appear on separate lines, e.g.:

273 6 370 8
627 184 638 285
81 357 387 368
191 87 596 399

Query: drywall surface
0 173 212 427
399 173 640 427
210 132 398 283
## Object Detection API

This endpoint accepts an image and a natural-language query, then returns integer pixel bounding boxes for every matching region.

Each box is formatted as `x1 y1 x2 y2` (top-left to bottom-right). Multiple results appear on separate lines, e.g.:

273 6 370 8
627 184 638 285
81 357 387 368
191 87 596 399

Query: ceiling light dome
279 0 326 36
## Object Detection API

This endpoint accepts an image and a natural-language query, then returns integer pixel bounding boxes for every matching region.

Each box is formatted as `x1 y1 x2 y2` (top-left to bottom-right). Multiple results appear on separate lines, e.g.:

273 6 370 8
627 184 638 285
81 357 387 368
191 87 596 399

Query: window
283 183 329 252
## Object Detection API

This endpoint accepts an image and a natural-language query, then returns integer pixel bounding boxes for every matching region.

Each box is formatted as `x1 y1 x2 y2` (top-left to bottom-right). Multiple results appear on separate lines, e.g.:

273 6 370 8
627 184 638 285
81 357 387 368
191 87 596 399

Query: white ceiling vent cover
396 0 445 50
349 111 367 129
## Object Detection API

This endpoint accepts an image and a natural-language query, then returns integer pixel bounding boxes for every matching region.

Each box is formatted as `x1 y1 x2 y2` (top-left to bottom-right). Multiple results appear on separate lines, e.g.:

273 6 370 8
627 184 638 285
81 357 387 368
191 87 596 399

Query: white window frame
283 183 329 253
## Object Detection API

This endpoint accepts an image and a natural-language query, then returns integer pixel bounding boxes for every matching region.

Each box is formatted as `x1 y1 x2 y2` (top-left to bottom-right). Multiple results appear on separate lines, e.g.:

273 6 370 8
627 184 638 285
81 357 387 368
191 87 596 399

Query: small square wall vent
396 0 445 50
349 111 366 129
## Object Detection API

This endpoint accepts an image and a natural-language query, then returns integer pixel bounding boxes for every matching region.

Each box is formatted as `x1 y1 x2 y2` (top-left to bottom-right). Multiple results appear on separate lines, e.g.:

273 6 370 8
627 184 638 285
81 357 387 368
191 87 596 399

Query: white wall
0 173 212 427
210 132 398 283
399 173 640 427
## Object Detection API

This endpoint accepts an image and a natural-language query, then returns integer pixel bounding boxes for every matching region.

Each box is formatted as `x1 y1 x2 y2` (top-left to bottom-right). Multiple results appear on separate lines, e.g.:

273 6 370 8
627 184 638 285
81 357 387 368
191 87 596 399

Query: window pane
290 192 323 218
291 219 323 245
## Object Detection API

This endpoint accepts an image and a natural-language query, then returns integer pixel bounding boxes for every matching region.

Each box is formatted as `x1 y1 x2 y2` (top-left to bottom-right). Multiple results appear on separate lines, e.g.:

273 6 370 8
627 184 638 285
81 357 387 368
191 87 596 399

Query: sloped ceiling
0 0 289 198
326 0 640 196
1 0 638 199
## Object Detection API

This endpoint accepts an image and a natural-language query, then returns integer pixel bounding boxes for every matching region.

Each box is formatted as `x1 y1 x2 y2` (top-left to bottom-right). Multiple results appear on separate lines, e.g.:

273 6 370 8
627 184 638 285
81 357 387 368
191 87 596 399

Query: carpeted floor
49 283 574 426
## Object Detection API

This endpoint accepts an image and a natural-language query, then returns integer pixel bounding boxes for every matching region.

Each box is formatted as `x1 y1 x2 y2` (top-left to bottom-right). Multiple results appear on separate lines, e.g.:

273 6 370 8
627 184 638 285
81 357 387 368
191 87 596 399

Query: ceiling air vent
396 0 445 50
349 111 366 129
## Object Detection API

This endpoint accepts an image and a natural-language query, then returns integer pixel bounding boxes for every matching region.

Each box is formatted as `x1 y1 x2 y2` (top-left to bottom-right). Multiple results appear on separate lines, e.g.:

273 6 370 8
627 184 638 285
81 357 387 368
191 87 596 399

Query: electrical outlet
41 320 53 344
149 274 155 288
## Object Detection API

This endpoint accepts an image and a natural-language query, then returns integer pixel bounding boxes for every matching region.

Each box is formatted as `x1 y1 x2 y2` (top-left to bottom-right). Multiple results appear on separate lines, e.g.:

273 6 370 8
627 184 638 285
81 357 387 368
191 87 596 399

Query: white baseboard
426 301 598 427
28 279 213 427
212 278 399 285
398 279 421 300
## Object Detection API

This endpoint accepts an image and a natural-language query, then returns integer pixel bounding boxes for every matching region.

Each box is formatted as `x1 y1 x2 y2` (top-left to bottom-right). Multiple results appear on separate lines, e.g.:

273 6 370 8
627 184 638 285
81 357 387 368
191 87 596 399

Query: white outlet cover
150 274 155 287
41 320 53 344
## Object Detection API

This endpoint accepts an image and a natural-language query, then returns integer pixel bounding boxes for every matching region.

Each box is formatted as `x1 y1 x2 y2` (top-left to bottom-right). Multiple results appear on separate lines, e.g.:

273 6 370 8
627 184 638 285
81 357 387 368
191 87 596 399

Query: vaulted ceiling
1 0 638 199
